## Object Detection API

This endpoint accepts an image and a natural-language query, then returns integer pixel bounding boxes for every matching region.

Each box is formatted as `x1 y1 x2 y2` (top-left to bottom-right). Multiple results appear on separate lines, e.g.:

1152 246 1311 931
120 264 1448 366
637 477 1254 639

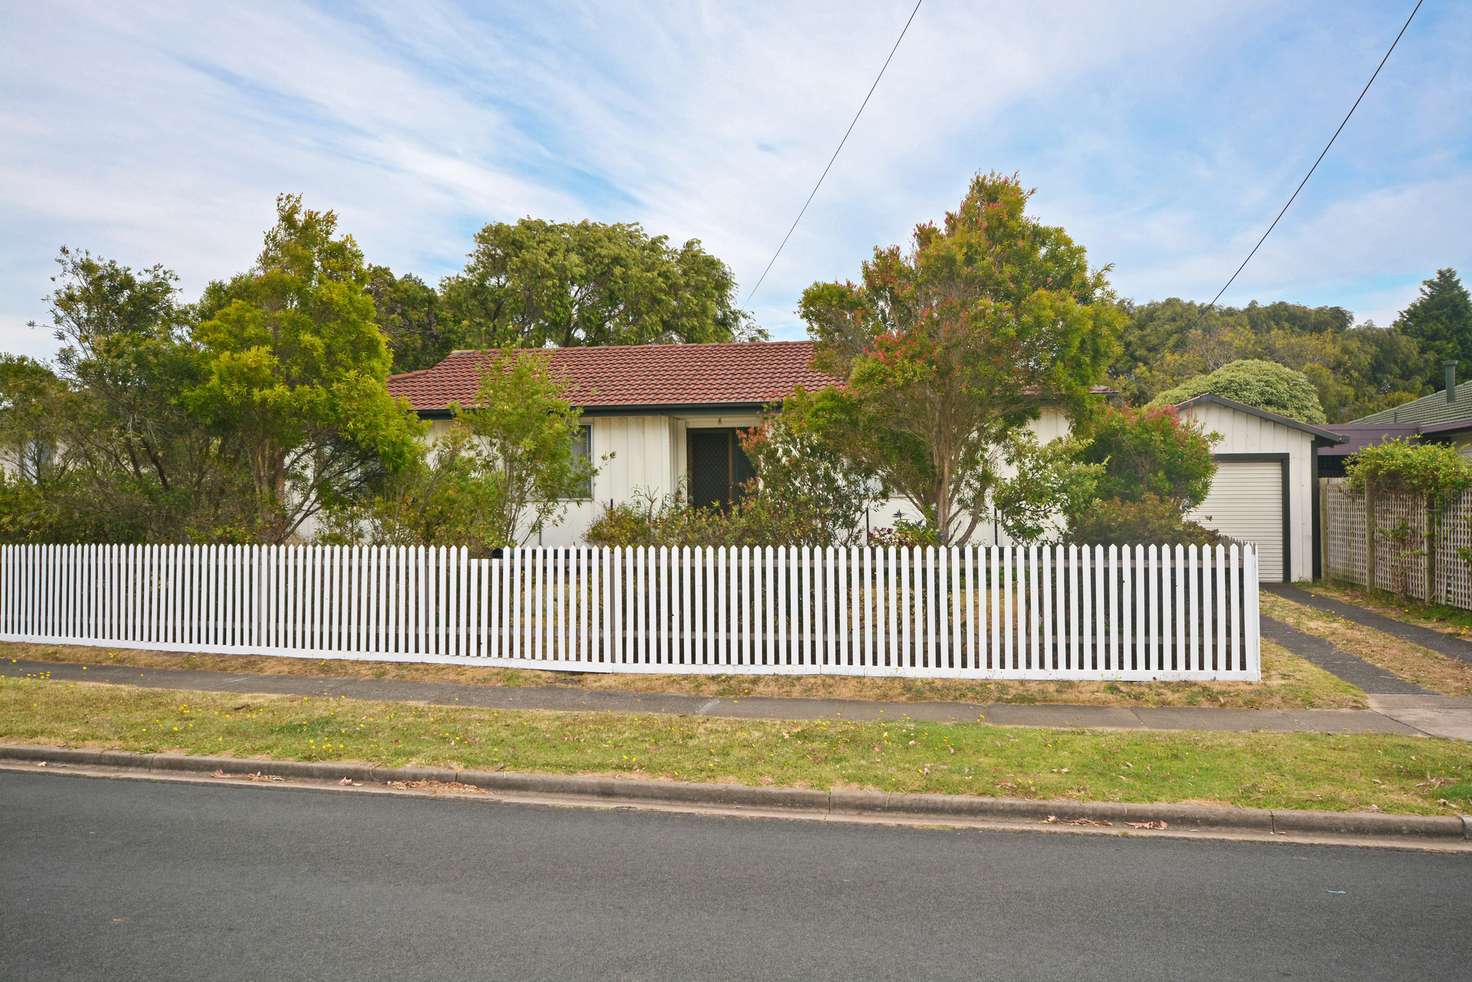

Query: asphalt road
2 770 1469 982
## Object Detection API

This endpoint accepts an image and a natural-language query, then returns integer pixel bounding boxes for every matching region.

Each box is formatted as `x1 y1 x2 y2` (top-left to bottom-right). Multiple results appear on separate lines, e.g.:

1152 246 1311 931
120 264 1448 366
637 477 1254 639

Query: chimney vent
1447 362 1458 403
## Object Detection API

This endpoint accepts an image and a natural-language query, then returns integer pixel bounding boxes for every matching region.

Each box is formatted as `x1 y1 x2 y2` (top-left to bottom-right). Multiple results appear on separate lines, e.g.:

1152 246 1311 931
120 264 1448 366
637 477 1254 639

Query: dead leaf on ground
1126 820 1169 830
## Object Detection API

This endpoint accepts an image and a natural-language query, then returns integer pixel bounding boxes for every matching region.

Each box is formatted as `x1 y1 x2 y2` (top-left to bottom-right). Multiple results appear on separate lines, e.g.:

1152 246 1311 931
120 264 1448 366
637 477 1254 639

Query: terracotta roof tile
387 341 841 413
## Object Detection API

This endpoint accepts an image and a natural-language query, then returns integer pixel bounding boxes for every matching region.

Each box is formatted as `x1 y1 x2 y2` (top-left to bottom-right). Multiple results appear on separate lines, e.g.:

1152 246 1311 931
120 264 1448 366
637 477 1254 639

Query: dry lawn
1260 592 1472 697
1 636 1362 710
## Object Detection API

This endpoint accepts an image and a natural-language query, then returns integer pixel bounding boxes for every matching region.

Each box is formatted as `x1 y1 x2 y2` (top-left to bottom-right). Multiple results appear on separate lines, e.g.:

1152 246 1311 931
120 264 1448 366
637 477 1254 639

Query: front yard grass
1 675 1464 815
0 637 1363 710
1260 592 1472 697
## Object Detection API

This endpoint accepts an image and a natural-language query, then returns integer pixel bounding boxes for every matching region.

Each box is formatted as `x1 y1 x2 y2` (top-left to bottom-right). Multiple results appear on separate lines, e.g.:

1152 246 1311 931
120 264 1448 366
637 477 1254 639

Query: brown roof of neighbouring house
387 341 841 413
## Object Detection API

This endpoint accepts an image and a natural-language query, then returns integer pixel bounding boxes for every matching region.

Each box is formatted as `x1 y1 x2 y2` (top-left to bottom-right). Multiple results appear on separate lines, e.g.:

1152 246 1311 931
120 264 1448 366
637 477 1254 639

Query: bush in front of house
1069 494 1219 547
1067 405 1219 545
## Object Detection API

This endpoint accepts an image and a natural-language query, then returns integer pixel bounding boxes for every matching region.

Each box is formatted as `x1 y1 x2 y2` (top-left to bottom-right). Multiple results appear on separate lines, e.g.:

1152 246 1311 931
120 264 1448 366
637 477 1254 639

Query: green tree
1394 268 1472 389
439 218 762 349
1111 298 1426 420
450 352 599 546
1152 359 1326 423
189 195 423 542
795 172 1120 544
365 265 447 373
28 248 254 540
0 355 71 481
991 433 1102 544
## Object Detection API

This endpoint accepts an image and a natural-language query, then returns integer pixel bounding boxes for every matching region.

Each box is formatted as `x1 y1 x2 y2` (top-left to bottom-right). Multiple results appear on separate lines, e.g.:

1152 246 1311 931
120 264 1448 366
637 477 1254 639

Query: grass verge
1260 592 1472 697
0 636 1363 710
1 676 1464 815
1308 581 1472 639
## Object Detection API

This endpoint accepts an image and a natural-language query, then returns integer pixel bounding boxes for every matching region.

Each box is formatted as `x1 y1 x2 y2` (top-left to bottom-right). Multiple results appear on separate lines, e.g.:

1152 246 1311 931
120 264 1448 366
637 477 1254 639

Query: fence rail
0 543 1260 681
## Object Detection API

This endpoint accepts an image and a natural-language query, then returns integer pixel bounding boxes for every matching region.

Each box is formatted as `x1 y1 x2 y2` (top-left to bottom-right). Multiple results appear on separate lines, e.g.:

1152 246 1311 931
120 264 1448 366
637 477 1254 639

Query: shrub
1069 494 1220 547
1152 358 1326 423
867 518 939 548
1076 406 1216 510
584 491 824 548
737 414 882 547
1345 438 1472 502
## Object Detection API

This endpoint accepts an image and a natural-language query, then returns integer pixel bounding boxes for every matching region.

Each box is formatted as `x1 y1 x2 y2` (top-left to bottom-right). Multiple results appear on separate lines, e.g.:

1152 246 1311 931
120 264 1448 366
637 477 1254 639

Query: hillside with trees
1110 297 1429 422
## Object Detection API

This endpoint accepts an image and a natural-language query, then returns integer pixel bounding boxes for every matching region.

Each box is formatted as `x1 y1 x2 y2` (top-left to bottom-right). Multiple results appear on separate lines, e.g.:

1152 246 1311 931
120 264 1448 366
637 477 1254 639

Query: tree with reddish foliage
793 172 1121 544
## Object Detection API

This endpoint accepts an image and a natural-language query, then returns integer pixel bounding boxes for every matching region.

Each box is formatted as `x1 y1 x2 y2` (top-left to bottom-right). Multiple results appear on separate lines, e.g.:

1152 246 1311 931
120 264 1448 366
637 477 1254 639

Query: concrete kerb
2 743 1467 843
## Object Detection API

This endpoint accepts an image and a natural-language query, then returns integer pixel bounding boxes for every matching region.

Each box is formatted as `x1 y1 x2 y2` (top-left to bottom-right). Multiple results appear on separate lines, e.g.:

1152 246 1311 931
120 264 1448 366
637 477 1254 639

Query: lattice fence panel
1322 479 1366 585
1433 488 1472 609
1371 491 1429 600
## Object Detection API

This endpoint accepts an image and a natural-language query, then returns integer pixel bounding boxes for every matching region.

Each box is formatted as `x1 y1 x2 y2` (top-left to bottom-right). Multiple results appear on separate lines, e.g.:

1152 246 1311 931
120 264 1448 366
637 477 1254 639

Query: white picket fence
0 543 1260 681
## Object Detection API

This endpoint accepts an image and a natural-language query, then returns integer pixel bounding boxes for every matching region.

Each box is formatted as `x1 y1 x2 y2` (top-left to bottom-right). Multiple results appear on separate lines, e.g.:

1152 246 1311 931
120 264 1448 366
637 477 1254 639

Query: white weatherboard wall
1178 401 1315 582
428 407 1080 547
0 543 1261 681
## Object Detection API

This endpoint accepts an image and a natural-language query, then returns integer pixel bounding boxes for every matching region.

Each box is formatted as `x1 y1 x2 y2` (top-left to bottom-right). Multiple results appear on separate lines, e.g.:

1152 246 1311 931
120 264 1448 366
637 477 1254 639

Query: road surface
2 769 1469 981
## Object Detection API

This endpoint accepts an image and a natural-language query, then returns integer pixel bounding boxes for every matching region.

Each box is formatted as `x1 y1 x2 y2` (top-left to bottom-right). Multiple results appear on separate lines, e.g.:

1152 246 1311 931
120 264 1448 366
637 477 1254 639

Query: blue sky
2 1 1468 359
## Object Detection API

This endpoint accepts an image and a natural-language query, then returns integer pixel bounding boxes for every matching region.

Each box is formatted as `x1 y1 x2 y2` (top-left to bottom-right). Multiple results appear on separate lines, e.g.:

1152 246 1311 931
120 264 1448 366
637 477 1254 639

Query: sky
1 0 1468 359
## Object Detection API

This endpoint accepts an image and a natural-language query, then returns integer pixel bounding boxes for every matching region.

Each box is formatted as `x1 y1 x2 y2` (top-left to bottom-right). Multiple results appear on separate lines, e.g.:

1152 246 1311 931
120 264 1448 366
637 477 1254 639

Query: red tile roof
387 341 841 413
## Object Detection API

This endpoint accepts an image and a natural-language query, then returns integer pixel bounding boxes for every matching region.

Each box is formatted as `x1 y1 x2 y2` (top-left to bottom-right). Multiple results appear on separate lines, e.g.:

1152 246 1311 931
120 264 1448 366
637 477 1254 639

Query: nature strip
2 743 1467 843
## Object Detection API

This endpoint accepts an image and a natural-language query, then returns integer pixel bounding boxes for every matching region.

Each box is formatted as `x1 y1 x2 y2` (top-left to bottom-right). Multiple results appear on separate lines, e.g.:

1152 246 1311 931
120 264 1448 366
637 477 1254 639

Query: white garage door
1187 460 1285 582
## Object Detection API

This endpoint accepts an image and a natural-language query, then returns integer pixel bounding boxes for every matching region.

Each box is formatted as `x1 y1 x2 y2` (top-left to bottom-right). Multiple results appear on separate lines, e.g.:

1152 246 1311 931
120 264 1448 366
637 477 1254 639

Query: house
1173 394 1344 583
389 341 1323 581
1318 362 1472 478
387 340 1081 546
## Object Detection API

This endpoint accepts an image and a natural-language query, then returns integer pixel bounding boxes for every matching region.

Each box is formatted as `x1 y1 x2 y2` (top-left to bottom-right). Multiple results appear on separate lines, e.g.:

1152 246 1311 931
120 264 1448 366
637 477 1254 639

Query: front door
688 429 755 510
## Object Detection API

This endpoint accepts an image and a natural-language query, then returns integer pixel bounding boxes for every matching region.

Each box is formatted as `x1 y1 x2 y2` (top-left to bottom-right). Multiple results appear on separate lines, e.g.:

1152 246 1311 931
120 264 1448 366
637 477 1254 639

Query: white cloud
0 0 1467 355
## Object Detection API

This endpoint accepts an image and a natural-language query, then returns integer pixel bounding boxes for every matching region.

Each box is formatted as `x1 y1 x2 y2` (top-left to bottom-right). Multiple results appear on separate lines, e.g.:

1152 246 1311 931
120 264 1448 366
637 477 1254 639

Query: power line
744 0 924 305
1193 0 1422 316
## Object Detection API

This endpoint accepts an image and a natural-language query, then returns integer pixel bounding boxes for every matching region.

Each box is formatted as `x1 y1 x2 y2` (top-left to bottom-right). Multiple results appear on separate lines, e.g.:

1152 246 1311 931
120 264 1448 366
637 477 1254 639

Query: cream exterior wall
1177 401 1316 582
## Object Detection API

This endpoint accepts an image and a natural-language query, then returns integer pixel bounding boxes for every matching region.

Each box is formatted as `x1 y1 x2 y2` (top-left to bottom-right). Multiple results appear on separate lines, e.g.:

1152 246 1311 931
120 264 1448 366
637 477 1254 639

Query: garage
1172 395 1344 584
1187 457 1287 581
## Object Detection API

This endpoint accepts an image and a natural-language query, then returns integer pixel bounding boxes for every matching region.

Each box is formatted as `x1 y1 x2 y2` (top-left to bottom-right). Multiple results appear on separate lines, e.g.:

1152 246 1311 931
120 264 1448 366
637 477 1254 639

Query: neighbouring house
1319 362 1472 479
1173 394 1344 583
387 340 1082 546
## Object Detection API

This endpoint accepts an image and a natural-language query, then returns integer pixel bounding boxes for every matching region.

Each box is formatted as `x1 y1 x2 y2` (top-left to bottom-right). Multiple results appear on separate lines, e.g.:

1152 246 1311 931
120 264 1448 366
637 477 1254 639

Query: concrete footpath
7 656 1470 740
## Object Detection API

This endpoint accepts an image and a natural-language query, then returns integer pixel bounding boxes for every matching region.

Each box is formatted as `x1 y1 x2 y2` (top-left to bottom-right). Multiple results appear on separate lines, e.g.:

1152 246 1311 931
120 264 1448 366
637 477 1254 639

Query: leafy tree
28 248 255 540
1152 359 1326 423
1079 406 1217 509
189 195 423 542
1394 268 1472 389
450 352 599 546
365 265 448 373
439 218 763 349
318 427 503 550
794 172 1121 544
0 355 71 481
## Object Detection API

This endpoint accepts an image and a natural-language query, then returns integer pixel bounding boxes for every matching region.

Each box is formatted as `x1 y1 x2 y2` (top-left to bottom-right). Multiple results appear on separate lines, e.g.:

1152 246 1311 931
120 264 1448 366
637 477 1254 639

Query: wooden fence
1322 478 1472 609
0 543 1260 681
